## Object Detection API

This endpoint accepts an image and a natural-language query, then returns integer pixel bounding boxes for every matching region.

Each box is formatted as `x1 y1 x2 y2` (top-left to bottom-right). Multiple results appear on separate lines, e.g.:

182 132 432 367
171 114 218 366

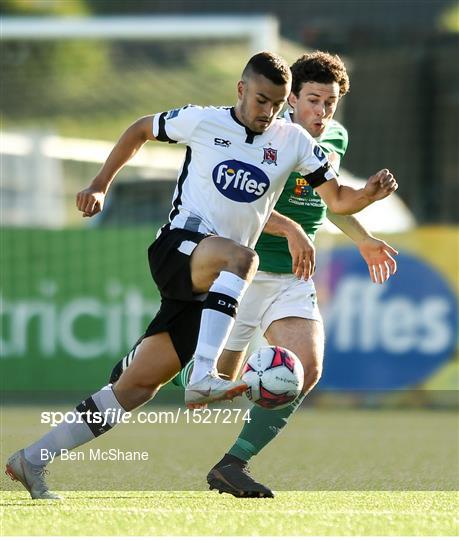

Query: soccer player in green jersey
172 51 399 497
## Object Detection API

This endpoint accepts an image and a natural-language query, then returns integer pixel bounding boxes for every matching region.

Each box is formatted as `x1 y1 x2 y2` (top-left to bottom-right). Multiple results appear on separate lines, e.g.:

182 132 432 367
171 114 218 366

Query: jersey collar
230 107 263 144
282 109 293 124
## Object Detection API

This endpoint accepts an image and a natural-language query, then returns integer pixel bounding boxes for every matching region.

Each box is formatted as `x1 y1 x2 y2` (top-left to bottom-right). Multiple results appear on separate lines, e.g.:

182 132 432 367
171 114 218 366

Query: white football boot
185 371 247 409
5 449 61 500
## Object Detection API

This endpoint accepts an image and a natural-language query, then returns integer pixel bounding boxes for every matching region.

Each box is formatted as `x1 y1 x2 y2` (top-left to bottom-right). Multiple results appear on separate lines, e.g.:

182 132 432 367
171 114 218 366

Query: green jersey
256 113 348 273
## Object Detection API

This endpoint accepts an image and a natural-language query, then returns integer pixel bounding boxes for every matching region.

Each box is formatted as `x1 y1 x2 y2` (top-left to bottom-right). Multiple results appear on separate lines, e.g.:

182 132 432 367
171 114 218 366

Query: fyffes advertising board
317 244 457 390
1 227 457 393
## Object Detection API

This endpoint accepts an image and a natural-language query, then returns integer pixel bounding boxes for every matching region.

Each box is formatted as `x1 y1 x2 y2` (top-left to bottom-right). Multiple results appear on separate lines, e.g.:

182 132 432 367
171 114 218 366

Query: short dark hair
290 51 350 97
242 51 291 86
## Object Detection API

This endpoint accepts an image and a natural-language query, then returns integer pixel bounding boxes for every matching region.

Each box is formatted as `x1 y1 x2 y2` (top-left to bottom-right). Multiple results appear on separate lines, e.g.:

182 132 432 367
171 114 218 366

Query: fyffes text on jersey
212 160 270 203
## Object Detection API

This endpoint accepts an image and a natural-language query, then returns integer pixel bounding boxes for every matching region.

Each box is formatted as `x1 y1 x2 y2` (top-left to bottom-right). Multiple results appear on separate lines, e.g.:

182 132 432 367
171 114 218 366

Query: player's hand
357 236 398 284
76 187 106 218
286 224 316 280
363 169 398 202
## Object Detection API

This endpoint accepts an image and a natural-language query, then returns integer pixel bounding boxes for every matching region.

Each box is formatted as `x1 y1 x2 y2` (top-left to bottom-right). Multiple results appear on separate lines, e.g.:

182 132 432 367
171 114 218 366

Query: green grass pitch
2 490 457 536
1 405 457 535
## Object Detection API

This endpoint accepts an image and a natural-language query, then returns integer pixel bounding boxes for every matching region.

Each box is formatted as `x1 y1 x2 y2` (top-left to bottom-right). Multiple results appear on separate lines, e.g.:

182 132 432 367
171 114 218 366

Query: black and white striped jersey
152 105 334 249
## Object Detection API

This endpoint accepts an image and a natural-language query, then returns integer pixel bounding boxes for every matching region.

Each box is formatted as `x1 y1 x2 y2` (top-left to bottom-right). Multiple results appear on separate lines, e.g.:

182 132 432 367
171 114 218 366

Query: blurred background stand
0 4 457 402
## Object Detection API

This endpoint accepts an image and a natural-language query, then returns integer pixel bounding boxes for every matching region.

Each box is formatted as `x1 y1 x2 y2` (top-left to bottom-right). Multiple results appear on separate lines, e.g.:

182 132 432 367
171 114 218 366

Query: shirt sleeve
152 105 204 144
295 126 337 189
319 123 349 172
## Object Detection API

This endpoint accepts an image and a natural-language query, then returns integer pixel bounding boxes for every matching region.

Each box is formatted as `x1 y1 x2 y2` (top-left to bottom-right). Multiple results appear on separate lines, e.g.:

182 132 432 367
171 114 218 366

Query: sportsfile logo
212 159 270 203
41 408 251 427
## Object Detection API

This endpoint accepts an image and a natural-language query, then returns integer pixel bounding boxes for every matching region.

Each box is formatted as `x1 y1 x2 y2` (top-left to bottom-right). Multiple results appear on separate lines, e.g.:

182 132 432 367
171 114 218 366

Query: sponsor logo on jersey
313 144 327 162
212 160 270 202
166 108 181 120
214 138 231 148
261 147 278 165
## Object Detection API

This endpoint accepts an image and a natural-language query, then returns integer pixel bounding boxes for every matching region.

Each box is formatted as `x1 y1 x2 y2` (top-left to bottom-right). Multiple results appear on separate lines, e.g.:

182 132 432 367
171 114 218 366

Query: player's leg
209 318 324 497
6 225 256 497
208 275 324 497
231 277 325 461
109 336 143 385
203 273 283 497
171 347 246 388
172 268 269 389
108 231 257 402
112 332 181 409
217 349 248 380
265 317 324 394
6 332 181 499
185 236 259 406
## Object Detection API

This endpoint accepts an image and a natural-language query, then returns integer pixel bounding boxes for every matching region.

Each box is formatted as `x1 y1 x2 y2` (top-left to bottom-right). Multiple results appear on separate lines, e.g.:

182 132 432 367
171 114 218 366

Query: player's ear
287 91 297 109
237 80 245 100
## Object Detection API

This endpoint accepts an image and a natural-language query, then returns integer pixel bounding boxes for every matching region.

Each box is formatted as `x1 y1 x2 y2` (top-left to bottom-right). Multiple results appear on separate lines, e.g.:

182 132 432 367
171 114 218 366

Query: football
241 346 304 409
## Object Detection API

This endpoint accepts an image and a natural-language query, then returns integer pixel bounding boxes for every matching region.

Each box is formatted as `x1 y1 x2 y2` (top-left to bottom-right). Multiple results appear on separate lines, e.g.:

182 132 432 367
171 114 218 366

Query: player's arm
263 210 315 280
76 116 156 217
313 168 398 215
326 210 398 284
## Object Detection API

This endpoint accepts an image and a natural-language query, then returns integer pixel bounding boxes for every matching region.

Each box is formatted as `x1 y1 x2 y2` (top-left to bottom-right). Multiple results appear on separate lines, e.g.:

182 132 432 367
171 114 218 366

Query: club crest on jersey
294 177 312 197
262 147 278 165
212 160 270 203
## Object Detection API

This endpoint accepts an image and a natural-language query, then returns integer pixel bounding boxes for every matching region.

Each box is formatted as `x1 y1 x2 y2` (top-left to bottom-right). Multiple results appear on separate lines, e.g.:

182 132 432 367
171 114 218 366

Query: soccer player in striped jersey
6 52 397 499
174 52 399 497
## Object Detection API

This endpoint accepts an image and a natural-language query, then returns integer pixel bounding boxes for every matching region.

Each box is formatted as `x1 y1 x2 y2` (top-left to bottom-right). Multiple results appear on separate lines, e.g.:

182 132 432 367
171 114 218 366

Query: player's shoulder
162 105 233 129
163 104 203 118
172 104 233 121
319 119 349 156
324 119 348 143
273 116 315 141
164 103 222 115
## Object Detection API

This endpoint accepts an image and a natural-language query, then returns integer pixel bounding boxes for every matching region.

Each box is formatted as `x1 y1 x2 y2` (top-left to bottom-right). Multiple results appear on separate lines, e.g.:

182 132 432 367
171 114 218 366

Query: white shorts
226 271 322 351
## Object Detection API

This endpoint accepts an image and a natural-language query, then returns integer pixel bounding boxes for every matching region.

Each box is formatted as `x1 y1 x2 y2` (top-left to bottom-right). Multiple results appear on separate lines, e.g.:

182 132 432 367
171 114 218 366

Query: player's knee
230 246 259 278
302 361 323 393
113 370 162 410
133 378 161 396
113 381 159 411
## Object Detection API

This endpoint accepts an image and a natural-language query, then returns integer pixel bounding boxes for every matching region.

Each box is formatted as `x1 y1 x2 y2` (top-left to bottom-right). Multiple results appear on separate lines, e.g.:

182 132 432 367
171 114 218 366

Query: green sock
171 360 194 387
229 393 306 462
